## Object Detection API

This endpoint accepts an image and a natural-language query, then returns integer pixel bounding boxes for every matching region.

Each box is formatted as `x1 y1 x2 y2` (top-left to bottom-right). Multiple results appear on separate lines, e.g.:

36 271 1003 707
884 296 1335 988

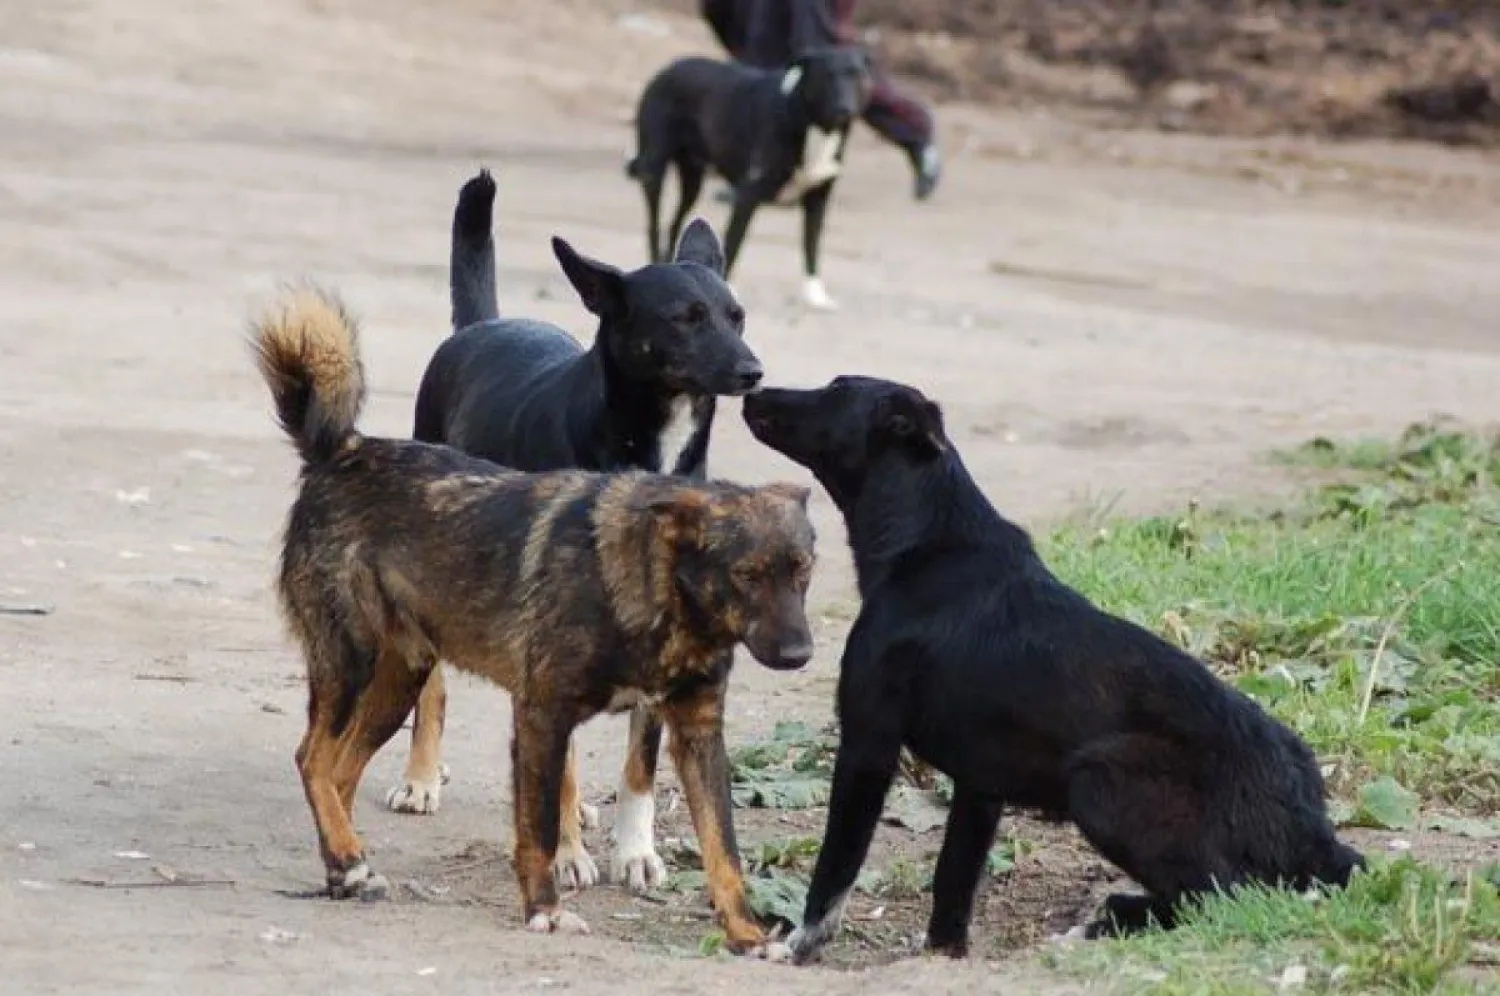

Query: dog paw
525 910 591 935
780 925 826 965
578 800 600 831
801 278 838 312
552 840 600 891
385 772 444 815
751 940 797 964
1048 924 1091 945
327 860 390 902
612 846 667 893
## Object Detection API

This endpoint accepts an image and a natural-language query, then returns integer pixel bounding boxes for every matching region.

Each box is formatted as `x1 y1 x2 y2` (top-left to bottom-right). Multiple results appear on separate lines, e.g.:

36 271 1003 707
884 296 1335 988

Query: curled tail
251 285 365 465
450 168 500 330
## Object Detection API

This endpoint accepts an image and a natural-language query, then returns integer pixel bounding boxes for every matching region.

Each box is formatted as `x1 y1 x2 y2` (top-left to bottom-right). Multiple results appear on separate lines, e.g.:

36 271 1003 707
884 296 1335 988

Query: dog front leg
924 784 1003 957
511 706 589 935
662 688 764 954
799 183 836 311
612 704 668 892
783 726 901 964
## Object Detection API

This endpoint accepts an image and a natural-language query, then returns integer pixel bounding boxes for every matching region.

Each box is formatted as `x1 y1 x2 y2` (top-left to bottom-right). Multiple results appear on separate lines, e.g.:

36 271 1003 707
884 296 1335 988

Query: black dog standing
388 169 763 897
628 47 872 311
742 376 1364 962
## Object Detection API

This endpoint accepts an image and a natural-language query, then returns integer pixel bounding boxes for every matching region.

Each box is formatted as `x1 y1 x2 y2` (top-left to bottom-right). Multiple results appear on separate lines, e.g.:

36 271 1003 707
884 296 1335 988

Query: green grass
1046 422 1500 816
1050 858 1500 995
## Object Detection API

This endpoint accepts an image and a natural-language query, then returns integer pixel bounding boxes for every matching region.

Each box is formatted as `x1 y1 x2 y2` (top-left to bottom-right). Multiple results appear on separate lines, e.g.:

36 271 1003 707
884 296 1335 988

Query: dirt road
3 1 1500 992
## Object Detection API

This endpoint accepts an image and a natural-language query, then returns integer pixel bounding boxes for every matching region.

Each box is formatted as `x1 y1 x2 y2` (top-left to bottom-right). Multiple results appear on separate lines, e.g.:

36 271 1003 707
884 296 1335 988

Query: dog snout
733 359 764 393
743 618 815 671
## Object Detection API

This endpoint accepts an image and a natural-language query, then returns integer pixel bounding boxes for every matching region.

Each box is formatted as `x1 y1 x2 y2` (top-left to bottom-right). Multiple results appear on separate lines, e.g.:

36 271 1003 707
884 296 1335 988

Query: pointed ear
762 481 812 510
552 236 625 317
878 395 947 459
674 218 726 276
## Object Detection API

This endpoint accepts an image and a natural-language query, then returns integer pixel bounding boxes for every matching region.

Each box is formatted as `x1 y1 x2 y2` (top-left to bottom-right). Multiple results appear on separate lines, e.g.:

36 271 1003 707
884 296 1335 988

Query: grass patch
1048 422 1500 816
1050 858 1500 995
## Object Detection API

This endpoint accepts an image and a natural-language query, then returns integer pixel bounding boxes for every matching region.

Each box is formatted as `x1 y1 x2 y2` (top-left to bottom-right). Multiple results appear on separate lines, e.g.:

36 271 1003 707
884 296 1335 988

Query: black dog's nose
734 362 764 391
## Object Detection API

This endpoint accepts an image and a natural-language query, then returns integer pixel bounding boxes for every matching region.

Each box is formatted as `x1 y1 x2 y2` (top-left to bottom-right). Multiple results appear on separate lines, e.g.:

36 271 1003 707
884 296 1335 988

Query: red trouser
701 0 934 157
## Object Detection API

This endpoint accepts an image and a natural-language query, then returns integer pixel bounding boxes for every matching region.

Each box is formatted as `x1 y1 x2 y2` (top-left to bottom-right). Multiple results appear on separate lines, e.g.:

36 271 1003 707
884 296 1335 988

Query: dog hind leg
386 664 450 815
638 164 669 264
665 159 705 262
924 784 1003 957
298 645 426 901
1065 736 1234 938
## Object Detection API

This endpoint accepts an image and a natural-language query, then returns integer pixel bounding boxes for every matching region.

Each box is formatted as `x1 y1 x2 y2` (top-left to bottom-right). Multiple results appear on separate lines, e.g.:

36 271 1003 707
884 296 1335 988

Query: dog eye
726 305 745 324
683 302 708 324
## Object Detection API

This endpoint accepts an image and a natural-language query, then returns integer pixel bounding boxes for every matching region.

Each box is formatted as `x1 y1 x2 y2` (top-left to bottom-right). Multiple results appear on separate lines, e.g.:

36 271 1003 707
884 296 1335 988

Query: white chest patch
657 396 700 475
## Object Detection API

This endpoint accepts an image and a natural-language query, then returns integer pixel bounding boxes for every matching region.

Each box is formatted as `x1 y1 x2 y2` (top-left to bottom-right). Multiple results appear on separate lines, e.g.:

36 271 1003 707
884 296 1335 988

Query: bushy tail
450 168 500 330
251 285 366 466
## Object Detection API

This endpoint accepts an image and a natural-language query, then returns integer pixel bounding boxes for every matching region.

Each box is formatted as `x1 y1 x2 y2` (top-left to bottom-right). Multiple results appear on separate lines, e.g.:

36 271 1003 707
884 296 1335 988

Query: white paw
754 941 797 964
525 910 591 935
613 847 667 893
610 786 666 893
578 801 600 831
552 839 600 891
329 860 390 902
386 773 443 815
801 278 837 312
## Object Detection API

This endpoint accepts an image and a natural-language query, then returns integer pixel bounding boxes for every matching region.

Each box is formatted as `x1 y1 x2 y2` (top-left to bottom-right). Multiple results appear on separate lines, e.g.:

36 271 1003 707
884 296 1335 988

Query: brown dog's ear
638 489 712 543
553 237 625 317
761 481 812 510
674 219 726 276
878 394 947 460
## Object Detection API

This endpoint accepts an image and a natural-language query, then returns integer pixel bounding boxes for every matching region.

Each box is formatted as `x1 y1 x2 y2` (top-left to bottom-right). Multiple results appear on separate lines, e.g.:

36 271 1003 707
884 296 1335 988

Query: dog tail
251 285 366 466
450 168 500 330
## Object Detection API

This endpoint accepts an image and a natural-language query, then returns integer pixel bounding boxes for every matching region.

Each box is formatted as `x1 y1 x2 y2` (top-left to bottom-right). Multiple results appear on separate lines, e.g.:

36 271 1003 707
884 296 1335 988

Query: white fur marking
802 277 837 312
386 771 443 814
657 396 699 475
775 127 845 205
780 65 804 96
526 910 591 935
611 784 666 893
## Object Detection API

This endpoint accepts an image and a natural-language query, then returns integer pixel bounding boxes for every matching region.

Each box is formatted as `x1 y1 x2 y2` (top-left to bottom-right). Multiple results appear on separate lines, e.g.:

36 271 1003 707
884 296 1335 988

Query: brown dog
251 286 817 950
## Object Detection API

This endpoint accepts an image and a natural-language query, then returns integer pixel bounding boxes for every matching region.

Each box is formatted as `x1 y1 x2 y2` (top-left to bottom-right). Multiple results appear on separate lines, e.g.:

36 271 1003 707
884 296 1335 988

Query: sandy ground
3 0 1500 993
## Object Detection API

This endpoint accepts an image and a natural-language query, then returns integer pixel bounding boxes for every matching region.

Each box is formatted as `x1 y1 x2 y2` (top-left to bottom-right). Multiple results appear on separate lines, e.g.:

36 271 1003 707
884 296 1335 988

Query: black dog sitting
388 169 763 897
627 46 872 312
742 376 1364 962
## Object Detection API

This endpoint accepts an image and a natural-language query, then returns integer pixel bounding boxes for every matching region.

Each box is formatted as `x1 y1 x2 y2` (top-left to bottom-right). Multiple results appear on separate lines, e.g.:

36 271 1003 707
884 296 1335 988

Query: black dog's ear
552 237 625 317
878 395 947 460
674 219 726 276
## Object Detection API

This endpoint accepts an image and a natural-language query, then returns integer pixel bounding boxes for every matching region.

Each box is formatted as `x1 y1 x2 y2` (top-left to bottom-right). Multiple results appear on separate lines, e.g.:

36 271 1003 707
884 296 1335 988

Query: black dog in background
388 169 763 899
742 376 1364 962
628 46 872 311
